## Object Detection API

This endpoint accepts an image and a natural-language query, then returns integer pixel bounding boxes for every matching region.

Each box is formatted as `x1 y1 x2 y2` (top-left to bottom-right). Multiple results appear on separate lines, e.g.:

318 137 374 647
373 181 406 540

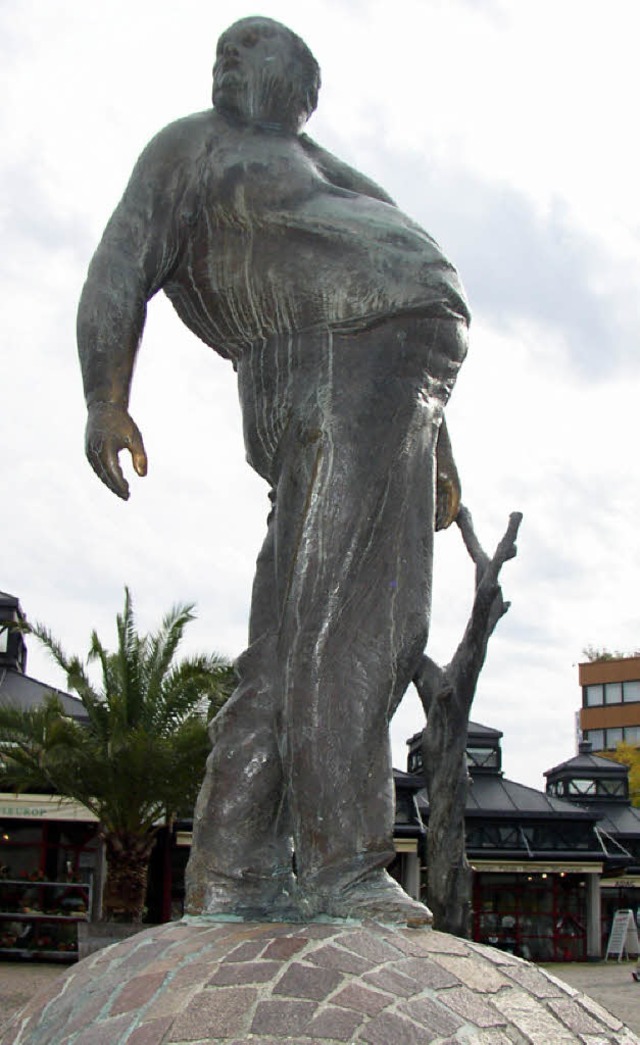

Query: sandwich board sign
605 909 640 961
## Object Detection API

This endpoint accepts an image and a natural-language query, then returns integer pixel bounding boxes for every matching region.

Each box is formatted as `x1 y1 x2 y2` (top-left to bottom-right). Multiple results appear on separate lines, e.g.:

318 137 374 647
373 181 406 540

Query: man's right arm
77 116 205 498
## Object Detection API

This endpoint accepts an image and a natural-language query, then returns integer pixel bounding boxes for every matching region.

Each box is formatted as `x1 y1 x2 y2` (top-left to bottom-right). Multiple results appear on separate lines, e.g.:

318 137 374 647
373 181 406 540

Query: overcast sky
1 0 639 791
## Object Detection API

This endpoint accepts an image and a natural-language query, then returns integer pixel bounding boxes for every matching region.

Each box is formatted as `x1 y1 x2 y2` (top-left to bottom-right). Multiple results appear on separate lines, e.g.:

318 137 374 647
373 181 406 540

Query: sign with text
0 793 98 823
605 909 640 961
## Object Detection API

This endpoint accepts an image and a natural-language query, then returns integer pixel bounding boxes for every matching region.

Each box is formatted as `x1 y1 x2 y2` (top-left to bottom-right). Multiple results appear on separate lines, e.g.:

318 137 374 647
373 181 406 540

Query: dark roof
595 804 640 837
0 669 86 720
0 591 19 606
415 774 596 821
545 751 628 779
467 776 597 819
392 768 424 790
467 722 503 741
407 721 503 748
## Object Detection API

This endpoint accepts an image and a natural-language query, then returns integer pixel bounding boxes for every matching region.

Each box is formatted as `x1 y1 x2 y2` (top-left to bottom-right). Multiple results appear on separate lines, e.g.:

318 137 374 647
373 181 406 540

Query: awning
601 877 640 889
174 833 420 853
0 792 98 823
394 839 418 854
470 860 603 875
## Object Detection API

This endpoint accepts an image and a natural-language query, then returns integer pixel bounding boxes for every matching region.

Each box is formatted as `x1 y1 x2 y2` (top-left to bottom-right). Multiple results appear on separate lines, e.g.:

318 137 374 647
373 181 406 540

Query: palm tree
0 589 235 922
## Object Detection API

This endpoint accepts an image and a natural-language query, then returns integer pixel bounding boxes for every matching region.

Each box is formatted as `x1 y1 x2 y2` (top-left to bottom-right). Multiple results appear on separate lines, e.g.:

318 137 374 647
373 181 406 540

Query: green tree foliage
604 743 640 808
0 589 235 921
582 645 640 663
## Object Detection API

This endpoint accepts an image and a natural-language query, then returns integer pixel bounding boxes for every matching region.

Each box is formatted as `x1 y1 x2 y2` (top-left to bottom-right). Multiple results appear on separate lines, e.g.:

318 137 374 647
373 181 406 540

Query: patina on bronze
77 16 470 924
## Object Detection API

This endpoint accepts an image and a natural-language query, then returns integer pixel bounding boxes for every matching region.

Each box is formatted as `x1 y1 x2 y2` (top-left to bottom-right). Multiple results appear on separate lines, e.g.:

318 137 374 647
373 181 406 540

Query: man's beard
213 69 307 131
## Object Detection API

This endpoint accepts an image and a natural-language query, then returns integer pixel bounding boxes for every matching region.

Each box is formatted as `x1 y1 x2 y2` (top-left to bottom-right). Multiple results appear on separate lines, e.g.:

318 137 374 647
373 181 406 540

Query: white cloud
2 0 640 798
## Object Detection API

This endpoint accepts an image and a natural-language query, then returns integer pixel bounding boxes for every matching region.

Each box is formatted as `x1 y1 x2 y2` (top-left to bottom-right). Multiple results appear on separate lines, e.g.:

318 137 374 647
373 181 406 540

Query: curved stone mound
2 920 638 1044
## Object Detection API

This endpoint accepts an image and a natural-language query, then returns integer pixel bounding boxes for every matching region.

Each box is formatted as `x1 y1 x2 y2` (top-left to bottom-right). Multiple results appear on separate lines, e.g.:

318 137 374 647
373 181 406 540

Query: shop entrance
473 871 587 962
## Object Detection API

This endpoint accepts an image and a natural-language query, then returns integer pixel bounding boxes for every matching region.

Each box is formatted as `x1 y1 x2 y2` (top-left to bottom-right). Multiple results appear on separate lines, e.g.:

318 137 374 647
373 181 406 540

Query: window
623 680 640 703
465 822 522 850
407 751 423 774
567 779 597 796
466 747 499 770
589 726 639 749
585 685 603 706
394 792 414 824
584 681 640 706
605 683 623 704
585 729 604 750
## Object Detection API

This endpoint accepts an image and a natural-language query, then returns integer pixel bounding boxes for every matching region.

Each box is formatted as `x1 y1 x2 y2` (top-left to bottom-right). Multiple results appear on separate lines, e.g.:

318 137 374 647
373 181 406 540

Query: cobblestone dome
2 920 639 1044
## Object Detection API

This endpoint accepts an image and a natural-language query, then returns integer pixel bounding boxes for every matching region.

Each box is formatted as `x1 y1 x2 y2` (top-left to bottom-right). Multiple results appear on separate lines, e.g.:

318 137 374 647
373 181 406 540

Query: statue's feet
308 871 433 926
188 871 431 926
188 876 301 922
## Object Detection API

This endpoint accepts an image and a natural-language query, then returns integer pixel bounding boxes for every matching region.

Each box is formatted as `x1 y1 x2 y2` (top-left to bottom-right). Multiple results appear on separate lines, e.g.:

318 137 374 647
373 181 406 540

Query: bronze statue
77 16 470 924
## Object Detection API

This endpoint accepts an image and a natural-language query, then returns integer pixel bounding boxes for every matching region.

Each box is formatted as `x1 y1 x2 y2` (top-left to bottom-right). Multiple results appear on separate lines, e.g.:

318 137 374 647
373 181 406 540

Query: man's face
212 18 303 128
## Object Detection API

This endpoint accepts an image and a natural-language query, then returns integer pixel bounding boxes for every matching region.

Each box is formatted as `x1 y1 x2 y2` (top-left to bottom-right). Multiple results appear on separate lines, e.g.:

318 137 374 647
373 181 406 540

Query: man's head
212 17 320 132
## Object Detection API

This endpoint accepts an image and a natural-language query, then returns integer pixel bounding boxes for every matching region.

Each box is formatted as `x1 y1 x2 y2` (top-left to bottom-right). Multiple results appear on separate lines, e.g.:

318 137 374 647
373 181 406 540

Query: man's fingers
88 455 128 500
101 445 130 500
86 436 130 501
126 424 148 477
132 451 148 477
85 408 146 498
130 435 148 477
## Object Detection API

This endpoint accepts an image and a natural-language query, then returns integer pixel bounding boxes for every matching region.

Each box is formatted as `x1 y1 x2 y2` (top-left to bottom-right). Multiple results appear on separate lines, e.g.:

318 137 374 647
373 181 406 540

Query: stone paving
1 920 639 1044
543 962 640 1039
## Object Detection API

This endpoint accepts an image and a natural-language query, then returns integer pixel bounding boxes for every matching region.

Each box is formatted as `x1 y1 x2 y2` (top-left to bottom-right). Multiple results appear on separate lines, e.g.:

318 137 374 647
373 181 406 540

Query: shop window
472 872 587 962
0 824 43 879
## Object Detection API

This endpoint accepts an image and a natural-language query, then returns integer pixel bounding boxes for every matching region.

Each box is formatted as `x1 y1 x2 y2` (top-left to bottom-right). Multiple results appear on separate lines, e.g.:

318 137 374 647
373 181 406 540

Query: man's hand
435 417 460 531
85 403 148 500
436 472 461 530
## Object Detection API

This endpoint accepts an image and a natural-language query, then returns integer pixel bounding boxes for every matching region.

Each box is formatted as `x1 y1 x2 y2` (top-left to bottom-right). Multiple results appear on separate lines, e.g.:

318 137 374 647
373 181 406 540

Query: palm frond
29 622 102 711
142 602 196 725
1 591 234 845
113 587 144 731
155 654 234 732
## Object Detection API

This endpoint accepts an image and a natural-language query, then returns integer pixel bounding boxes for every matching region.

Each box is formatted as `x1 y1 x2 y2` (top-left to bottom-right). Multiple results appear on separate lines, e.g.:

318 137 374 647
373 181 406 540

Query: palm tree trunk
102 831 157 923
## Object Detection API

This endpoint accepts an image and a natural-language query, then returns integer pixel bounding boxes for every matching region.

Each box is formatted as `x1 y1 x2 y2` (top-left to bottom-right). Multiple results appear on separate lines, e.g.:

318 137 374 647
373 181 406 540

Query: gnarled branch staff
411 505 522 936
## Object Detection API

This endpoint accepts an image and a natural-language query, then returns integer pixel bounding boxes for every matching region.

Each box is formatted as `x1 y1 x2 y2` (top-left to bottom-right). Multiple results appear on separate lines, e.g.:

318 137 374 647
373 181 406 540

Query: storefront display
472 871 588 962
0 806 100 960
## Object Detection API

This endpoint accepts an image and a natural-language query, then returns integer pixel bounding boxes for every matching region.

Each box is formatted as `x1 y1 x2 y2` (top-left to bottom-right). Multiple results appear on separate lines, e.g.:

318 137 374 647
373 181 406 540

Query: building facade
1 592 103 959
408 724 637 961
579 655 640 753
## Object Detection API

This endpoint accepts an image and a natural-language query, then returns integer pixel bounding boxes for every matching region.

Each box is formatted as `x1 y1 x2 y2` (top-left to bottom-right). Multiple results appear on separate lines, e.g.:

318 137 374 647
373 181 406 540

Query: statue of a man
78 16 470 924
